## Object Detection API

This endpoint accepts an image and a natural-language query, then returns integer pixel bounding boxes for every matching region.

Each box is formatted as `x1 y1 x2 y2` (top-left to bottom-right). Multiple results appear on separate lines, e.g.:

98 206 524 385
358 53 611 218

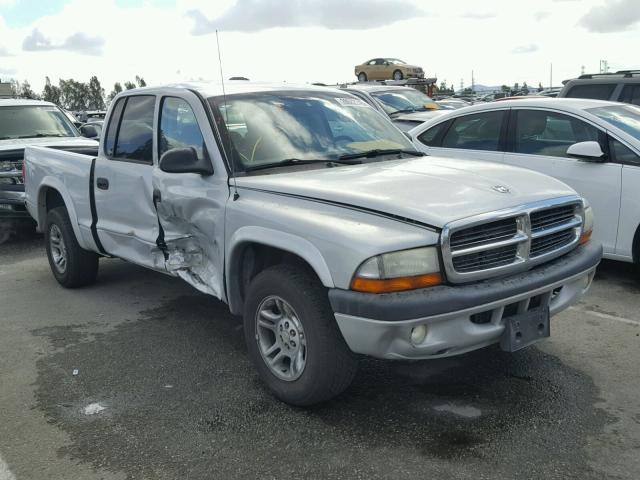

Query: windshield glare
587 105 640 141
210 91 415 171
371 89 434 114
0 106 78 140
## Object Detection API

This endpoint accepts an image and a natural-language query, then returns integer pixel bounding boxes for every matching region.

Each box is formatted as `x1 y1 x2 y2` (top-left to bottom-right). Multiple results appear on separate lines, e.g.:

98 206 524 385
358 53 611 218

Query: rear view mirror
80 124 99 138
566 141 605 162
159 147 213 175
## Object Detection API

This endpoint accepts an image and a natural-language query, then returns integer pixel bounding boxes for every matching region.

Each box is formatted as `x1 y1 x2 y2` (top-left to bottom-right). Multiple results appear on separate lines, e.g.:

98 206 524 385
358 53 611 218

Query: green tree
135 75 147 88
107 82 123 102
538 82 544 91
59 79 90 111
42 77 62 105
513 82 520 92
124 81 136 90
522 81 529 94
19 80 38 99
87 76 105 110
501 85 510 93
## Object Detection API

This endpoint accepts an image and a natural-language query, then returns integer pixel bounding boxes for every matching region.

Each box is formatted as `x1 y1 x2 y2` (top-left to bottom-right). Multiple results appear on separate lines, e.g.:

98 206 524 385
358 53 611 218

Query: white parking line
0 454 16 480
569 306 640 327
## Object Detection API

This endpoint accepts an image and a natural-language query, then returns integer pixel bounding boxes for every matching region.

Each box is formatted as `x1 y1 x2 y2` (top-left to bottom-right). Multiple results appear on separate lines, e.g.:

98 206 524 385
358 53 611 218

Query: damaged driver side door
152 93 227 299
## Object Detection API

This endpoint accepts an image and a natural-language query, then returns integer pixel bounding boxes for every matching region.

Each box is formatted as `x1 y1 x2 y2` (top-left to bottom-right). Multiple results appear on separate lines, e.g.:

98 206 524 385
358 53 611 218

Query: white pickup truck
25 83 602 405
0 99 98 243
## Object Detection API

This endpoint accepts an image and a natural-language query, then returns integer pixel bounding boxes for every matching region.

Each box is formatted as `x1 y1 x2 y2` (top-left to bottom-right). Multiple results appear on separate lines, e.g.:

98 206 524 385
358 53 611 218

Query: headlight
580 205 594 245
351 246 442 293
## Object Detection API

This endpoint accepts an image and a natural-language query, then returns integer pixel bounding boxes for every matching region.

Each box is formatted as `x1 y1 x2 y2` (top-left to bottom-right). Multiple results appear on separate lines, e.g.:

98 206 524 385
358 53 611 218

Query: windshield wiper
338 149 425 161
244 157 362 172
14 134 70 139
389 107 428 116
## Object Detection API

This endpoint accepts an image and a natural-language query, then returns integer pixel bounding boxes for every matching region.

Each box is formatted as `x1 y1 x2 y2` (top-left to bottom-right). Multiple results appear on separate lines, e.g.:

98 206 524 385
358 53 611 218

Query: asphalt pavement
0 235 638 480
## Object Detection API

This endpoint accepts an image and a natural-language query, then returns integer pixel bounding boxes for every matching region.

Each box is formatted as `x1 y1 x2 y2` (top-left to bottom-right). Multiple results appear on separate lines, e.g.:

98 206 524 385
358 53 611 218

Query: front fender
226 226 335 315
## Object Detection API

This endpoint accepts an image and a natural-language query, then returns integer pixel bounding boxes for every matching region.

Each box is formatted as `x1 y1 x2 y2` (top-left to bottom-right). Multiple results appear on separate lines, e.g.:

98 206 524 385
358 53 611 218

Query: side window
111 95 155 163
375 59 386 65
417 121 449 147
159 97 207 161
565 84 616 101
368 60 377 65
609 137 640 165
104 98 125 157
515 110 601 158
441 111 504 151
620 85 640 106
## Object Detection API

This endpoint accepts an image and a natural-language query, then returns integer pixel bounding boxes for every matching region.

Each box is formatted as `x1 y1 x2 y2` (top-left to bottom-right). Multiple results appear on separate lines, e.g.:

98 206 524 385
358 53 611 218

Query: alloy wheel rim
255 295 307 381
49 224 68 273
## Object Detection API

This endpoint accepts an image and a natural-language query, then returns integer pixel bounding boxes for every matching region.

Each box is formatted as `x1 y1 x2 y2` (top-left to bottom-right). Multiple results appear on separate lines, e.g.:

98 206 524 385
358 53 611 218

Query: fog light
410 324 428 346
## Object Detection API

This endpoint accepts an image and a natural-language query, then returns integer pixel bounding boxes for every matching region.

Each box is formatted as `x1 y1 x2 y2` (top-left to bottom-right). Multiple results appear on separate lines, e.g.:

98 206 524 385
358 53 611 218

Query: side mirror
566 141 606 162
159 147 213 175
80 124 99 138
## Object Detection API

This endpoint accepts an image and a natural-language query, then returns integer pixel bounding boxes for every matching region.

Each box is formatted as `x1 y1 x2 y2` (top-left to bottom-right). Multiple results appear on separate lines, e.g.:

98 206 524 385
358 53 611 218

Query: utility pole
599 60 609 73
549 63 553 89
581 65 585 76
471 70 475 92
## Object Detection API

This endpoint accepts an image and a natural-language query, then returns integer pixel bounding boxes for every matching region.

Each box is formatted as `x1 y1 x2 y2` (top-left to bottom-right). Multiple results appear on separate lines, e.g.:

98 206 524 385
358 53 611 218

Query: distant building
0 83 14 98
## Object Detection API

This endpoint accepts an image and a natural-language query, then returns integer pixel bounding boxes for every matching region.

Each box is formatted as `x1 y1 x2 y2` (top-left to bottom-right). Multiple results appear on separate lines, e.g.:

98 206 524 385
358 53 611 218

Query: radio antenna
216 29 239 200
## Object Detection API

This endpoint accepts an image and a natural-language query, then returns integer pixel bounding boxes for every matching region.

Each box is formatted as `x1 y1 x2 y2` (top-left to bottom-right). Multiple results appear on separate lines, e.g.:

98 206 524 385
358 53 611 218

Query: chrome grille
0 159 24 184
450 217 517 249
442 198 584 283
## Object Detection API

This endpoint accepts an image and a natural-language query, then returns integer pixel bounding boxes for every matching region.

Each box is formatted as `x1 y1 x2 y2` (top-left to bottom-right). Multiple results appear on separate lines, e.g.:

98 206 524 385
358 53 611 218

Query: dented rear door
152 93 229 299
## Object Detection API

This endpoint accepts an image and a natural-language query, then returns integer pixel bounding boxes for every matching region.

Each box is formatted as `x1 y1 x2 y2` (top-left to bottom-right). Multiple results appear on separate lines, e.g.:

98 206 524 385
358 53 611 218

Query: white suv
409 98 640 265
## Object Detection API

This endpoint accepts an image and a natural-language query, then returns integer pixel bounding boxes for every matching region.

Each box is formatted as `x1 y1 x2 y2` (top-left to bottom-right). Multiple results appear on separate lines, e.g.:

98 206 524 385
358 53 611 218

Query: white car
409 98 640 265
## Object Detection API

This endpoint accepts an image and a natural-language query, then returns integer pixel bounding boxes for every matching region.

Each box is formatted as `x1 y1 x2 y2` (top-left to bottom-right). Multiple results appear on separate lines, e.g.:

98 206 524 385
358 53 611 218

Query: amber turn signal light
351 272 443 294
579 229 592 245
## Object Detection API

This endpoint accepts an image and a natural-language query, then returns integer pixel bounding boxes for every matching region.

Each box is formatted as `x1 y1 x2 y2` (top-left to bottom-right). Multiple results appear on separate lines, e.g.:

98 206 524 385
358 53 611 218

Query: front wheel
393 70 404 80
244 264 358 406
45 207 99 288
357 72 368 82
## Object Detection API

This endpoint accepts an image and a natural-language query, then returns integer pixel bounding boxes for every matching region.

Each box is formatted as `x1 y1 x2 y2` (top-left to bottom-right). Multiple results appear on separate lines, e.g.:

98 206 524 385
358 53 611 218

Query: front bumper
0 186 31 220
329 243 601 360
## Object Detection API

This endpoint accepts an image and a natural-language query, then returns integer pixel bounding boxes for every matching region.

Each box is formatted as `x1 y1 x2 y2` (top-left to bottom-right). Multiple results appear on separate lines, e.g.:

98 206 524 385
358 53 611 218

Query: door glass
620 85 640 106
159 97 206 161
417 121 449 147
104 98 125 157
565 84 616 100
515 110 601 158
609 137 640 165
441 111 504 151
113 95 155 163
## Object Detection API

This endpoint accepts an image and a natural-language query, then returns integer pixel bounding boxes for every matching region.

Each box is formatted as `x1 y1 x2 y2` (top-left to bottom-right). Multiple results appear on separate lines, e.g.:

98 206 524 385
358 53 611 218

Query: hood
236 157 578 229
0 136 98 151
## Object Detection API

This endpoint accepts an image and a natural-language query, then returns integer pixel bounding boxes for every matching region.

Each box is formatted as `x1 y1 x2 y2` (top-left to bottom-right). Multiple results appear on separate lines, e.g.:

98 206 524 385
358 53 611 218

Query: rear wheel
393 70 404 80
45 207 99 288
358 72 368 82
244 264 358 406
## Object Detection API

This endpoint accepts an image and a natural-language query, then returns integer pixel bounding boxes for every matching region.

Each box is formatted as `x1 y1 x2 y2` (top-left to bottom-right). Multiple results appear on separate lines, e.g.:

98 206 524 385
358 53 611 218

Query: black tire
45 207 99 288
357 72 367 82
393 69 404 80
244 264 358 406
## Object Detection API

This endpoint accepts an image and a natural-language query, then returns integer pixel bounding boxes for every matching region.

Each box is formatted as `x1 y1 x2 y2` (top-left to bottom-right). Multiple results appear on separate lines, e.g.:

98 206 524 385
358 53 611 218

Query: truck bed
24 145 100 252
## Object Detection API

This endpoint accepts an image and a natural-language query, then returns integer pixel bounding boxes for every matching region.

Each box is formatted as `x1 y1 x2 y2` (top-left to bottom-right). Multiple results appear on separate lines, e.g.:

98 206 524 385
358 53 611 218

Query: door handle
96 177 109 190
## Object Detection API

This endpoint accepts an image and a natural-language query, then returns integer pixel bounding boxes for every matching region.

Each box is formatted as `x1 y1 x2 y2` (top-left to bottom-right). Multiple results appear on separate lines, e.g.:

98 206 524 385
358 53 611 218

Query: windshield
209 90 416 171
587 104 640 141
0 106 78 140
370 89 435 114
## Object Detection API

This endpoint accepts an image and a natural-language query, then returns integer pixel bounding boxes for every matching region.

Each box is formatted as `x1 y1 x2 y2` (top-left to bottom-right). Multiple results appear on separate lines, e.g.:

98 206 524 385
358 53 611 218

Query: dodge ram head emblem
492 185 510 194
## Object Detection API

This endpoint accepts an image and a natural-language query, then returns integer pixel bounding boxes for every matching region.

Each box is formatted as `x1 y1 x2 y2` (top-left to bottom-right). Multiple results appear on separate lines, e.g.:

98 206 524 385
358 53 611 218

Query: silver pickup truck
25 83 602 405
